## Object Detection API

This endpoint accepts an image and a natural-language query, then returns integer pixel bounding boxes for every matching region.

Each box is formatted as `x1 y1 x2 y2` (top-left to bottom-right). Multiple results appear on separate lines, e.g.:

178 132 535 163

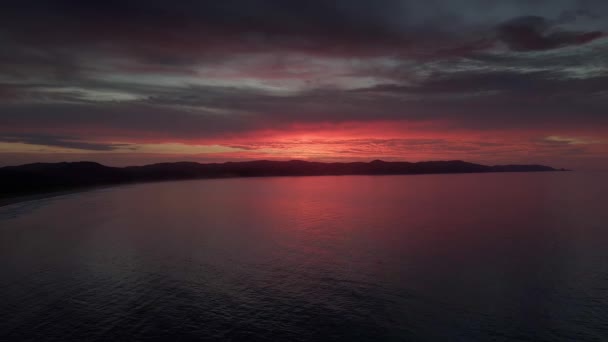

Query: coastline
0 168 570 208
0 188 98 208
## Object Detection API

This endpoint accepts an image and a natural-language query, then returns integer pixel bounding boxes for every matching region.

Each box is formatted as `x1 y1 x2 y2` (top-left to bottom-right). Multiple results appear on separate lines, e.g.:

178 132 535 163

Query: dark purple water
1 172 607 341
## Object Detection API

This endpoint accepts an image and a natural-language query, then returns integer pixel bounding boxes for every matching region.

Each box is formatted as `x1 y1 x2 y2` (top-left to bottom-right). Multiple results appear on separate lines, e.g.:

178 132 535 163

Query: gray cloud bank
0 0 607 148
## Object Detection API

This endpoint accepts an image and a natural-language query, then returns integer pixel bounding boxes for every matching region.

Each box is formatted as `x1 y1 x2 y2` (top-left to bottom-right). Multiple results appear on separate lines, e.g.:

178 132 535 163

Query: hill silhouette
0 160 564 200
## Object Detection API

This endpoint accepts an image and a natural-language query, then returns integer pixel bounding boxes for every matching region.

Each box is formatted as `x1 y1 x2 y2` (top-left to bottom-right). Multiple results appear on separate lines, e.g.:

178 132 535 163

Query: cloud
543 136 603 145
1 1 606 67
1 66 607 144
497 15 604 51
0 1 607 168
0 134 128 151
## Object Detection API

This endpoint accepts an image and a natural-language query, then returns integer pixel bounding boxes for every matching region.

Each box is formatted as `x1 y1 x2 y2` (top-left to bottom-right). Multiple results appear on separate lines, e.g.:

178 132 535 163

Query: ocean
1 172 607 341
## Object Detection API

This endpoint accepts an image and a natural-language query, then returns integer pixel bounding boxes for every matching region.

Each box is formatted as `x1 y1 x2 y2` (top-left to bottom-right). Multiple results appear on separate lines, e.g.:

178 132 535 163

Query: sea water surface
1 172 607 341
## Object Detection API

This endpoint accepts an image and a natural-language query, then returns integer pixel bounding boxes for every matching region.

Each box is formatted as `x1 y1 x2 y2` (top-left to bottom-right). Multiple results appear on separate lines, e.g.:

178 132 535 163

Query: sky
1 0 607 169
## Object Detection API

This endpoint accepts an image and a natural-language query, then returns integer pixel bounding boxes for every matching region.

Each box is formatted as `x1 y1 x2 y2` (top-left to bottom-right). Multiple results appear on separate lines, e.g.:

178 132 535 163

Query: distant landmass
0 160 566 202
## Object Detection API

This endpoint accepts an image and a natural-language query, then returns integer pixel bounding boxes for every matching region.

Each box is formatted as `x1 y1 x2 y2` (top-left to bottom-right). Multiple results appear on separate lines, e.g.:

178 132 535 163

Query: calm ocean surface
1 172 607 341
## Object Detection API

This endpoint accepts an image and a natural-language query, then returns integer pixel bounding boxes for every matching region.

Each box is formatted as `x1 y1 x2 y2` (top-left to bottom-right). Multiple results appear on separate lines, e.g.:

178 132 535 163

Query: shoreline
0 169 571 208
0 187 100 208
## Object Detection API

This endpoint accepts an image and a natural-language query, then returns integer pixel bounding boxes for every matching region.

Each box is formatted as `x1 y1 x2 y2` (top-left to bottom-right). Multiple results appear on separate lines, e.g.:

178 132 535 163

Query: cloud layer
1 1 607 168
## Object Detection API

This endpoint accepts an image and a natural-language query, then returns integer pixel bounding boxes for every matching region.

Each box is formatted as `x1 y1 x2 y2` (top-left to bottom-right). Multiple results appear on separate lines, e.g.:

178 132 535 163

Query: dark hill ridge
0 160 565 200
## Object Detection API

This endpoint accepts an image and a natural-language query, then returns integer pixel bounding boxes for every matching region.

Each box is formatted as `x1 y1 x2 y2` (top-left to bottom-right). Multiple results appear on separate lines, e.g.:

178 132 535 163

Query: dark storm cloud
497 15 604 51
0 1 605 79
2 0 606 60
356 70 608 97
0 0 607 144
0 0 414 60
